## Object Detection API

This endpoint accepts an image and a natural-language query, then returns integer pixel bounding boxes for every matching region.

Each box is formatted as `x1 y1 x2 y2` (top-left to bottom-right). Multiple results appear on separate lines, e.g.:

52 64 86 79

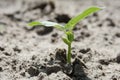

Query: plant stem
67 43 71 64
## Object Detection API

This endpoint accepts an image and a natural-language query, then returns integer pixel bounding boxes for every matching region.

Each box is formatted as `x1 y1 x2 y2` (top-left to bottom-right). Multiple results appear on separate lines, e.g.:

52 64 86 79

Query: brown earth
0 0 120 80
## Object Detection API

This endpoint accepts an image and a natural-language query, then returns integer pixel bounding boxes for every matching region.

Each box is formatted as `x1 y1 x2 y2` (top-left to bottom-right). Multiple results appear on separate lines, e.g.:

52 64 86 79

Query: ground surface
0 0 120 80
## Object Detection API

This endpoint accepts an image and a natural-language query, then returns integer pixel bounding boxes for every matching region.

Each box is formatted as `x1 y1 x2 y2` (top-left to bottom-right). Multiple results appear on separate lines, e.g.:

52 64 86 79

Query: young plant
28 6 102 64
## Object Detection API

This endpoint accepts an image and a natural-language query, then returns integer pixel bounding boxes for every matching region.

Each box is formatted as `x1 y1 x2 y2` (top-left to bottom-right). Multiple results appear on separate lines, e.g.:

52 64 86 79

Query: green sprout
28 6 102 64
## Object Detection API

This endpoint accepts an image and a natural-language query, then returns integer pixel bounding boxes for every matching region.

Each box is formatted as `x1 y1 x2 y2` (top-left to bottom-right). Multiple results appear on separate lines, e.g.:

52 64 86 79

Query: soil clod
0 67 3 72
13 47 21 53
71 58 89 80
106 18 116 27
36 27 53 35
55 48 67 64
79 48 90 54
115 33 120 38
28 26 53 35
46 65 61 75
116 53 120 63
0 46 5 51
99 59 110 65
63 63 73 75
27 66 39 77
51 33 58 37
55 14 71 23
3 52 11 56
20 72 26 77
97 65 103 70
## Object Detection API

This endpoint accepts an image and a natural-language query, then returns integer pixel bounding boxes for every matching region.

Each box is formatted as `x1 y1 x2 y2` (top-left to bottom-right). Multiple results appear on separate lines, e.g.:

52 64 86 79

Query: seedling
28 6 102 64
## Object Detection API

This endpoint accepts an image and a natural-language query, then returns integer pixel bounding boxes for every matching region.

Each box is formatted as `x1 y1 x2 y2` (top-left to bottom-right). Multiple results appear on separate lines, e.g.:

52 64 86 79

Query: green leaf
28 21 65 31
65 6 102 30
62 37 70 45
28 21 42 26
66 31 74 42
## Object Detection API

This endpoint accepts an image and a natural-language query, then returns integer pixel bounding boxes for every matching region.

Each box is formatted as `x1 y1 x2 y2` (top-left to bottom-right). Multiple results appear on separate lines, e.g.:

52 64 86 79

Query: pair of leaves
62 31 74 45
66 31 74 42
28 6 102 31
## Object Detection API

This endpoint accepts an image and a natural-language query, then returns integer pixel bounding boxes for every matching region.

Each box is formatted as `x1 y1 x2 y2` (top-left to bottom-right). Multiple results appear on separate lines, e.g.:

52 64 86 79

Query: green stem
67 43 71 64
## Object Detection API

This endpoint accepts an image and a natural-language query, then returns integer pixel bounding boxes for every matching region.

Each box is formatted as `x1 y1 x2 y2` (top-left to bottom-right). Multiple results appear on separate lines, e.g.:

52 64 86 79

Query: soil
0 0 120 80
